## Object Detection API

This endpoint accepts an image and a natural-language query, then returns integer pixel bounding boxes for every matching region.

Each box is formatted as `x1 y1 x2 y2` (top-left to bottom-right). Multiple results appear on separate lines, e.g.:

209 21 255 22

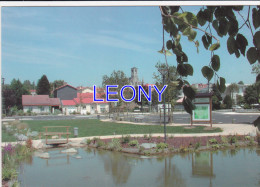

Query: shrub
229 136 237 144
96 140 105 148
209 138 218 144
221 136 228 144
86 139 92 145
143 134 148 139
121 135 131 144
245 136 253 141
194 142 201 150
108 138 122 151
128 140 139 147
2 167 17 181
211 144 220 150
156 142 168 150
17 110 24 116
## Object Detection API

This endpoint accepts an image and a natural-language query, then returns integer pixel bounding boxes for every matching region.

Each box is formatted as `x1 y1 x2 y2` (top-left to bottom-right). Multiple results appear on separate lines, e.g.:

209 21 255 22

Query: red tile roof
54 84 77 91
61 100 76 106
77 92 105 99
22 95 60 106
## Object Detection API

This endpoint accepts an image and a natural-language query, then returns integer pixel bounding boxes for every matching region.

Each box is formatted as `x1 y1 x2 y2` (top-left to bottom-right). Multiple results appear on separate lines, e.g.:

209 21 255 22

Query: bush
17 110 24 116
128 140 139 147
96 140 105 148
86 139 92 145
108 138 122 151
221 136 228 144
243 104 251 109
2 167 17 181
54 109 61 115
121 135 131 144
229 136 237 144
156 142 168 150
209 138 218 144
194 142 201 150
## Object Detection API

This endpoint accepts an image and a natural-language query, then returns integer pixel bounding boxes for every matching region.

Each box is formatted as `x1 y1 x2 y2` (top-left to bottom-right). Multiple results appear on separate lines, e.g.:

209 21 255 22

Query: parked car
232 105 242 109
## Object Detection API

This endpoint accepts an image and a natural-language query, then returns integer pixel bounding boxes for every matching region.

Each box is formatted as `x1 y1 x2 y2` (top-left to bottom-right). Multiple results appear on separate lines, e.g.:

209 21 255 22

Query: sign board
194 98 210 103
191 93 212 127
193 104 210 121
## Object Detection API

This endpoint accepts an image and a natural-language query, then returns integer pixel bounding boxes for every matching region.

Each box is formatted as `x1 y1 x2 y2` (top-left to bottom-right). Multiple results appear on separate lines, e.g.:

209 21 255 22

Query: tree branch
159 6 219 43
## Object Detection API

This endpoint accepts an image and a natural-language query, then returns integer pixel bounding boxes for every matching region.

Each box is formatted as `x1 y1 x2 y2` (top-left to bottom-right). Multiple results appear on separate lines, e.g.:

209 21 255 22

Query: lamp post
158 67 168 143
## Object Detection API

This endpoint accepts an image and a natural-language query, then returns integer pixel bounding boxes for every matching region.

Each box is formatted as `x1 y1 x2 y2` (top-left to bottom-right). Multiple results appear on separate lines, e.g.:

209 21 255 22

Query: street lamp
158 66 168 143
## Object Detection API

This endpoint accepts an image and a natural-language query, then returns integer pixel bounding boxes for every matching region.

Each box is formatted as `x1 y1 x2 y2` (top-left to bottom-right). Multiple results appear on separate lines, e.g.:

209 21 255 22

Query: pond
18 147 260 187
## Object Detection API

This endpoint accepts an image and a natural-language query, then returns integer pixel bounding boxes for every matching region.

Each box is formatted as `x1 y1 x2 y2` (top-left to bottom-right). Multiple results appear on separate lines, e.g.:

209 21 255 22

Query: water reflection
157 157 186 187
99 151 133 185
17 147 260 187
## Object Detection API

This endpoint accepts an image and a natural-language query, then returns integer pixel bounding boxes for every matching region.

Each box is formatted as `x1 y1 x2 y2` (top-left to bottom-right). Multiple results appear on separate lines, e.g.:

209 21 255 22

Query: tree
36 75 51 95
223 95 232 109
23 80 33 91
238 81 244 85
226 83 239 104
236 95 245 106
252 64 260 75
211 84 222 110
10 79 29 109
159 6 260 116
244 84 258 105
153 62 179 105
50 80 66 91
2 85 16 113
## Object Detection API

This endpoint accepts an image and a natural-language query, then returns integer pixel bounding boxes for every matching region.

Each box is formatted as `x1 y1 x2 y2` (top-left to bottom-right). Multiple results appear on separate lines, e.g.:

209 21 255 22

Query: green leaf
172 47 183 56
184 64 193 76
166 40 172 50
253 31 260 49
202 35 209 50
178 12 198 27
158 49 164 54
170 6 180 14
247 47 258 64
228 19 238 36
197 10 206 26
253 116 260 131
183 85 196 100
219 18 229 36
201 66 214 81
165 50 173 56
227 36 236 54
232 6 243 11
182 97 195 115
209 42 220 51
195 40 199 53
183 26 192 36
211 55 220 71
206 34 212 45
172 13 184 25
217 77 226 93
236 34 248 56
252 8 260 29
175 34 181 45
188 29 197 41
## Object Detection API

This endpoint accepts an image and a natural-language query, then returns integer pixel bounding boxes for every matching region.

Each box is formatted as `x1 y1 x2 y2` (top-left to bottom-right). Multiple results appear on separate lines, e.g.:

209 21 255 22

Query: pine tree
36 75 51 95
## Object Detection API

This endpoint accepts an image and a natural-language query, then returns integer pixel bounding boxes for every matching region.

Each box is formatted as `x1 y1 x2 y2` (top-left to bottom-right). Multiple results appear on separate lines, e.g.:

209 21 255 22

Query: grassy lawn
2 130 17 142
22 119 221 138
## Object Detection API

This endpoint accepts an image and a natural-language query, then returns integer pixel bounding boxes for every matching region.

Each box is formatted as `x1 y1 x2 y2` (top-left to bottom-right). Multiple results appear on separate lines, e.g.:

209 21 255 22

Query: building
61 92 109 115
53 84 78 100
129 67 141 87
22 95 60 114
61 100 77 115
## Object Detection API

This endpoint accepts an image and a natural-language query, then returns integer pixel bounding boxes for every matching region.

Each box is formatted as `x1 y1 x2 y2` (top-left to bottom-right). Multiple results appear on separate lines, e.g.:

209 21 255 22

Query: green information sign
192 104 210 121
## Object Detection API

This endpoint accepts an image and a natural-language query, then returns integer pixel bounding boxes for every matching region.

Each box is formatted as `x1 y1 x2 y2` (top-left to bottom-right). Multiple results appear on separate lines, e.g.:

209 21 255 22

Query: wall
54 86 77 100
23 106 50 113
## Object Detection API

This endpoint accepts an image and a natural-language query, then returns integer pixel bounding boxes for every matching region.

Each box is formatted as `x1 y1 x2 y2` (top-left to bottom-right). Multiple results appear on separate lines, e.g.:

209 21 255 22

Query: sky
1 5 258 88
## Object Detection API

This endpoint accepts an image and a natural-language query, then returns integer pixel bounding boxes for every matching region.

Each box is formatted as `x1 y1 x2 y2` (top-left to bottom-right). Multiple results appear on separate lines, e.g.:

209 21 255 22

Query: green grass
2 130 17 142
23 119 221 138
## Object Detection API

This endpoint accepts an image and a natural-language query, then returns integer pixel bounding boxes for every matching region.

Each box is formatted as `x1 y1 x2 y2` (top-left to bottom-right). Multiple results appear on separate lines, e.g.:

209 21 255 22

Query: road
3 111 259 124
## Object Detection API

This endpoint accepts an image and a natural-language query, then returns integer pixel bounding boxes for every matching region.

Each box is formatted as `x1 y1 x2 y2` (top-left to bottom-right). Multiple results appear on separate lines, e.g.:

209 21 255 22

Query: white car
232 105 242 109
